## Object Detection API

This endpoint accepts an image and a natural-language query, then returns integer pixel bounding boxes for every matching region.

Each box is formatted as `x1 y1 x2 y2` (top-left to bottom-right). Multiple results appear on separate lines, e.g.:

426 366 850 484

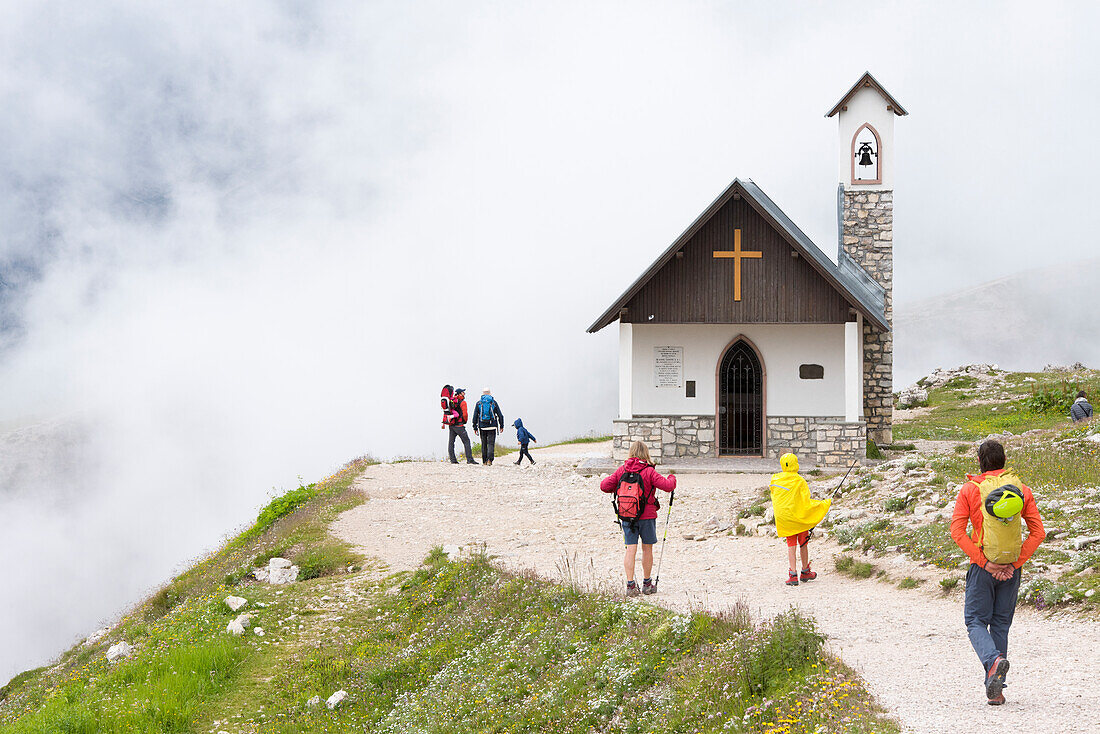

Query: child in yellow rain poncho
769 453 831 586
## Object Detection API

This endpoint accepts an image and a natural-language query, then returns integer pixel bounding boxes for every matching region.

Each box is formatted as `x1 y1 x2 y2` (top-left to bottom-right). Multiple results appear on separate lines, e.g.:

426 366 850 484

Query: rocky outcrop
253 557 299 585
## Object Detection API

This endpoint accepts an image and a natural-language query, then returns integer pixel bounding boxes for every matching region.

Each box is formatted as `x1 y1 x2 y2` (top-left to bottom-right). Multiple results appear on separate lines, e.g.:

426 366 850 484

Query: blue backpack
478 395 497 425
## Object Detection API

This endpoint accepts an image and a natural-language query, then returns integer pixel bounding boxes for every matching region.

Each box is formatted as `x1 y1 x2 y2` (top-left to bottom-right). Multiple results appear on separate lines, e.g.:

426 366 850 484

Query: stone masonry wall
843 189 893 445
815 421 867 468
612 417 716 462
766 416 842 460
613 415 863 465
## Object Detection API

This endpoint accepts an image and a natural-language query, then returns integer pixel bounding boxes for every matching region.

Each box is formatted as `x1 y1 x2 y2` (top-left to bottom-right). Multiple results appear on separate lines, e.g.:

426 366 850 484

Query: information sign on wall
654 346 683 388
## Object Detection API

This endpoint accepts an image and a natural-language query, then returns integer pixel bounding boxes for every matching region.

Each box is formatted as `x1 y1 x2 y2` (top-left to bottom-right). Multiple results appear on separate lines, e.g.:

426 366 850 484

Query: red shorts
785 531 809 548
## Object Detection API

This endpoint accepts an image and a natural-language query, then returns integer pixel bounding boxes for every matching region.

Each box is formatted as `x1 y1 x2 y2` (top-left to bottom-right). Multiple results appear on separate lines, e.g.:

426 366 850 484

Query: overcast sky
1 0 1097 683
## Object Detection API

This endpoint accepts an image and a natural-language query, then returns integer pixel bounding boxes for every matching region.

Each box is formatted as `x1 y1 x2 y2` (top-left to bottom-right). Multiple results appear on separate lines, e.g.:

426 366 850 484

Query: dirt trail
331 442 1100 733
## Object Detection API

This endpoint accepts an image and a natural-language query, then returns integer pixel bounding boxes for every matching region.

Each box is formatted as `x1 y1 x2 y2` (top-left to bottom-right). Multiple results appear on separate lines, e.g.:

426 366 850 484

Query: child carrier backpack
977 470 1025 564
440 385 459 427
613 467 654 529
478 394 496 425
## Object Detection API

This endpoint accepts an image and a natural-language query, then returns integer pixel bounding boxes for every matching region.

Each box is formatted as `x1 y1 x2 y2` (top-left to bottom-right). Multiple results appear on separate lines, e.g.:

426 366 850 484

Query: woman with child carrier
600 441 676 597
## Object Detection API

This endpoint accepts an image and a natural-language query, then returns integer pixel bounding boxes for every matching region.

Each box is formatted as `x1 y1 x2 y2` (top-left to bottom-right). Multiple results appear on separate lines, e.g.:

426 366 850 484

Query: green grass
897 577 921 590
894 369 1100 442
939 577 960 593
0 457 375 728
1 554 898 734
835 555 876 579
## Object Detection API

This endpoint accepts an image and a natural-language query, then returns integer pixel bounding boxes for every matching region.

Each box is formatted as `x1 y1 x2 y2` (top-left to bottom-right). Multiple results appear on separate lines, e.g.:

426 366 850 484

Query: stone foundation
767 416 866 466
814 420 867 467
843 189 893 445
614 415 865 465
612 416 716 461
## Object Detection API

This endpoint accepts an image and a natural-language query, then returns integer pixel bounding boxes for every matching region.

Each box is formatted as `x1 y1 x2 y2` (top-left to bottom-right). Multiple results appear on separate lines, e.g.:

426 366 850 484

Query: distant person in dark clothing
447 388 477 464
1071 390 1093 422
513 418 537 465
472 389 504 465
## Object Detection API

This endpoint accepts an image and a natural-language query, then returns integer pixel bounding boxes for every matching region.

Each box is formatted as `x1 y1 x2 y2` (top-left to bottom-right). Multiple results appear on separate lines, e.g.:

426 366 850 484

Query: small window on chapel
799 364 824 380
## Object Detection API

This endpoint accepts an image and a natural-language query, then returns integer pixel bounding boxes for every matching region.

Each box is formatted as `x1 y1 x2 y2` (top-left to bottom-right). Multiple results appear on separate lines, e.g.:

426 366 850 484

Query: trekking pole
830 461 860 498
654 490 675 589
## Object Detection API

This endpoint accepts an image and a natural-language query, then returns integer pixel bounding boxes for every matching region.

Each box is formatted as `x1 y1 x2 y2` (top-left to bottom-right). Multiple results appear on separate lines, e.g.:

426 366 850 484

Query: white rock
763 507 775 523
254 627 265 637
442 544 461 559
267 558 299 585
226 613 252 636
225 595 248 612
253 567 270 582
84 627 111 647
326 690 348 709
1087 434 1100 445
1074 535 1100 550
307 695 321 707
1087 589 1096 598
106 642 133 662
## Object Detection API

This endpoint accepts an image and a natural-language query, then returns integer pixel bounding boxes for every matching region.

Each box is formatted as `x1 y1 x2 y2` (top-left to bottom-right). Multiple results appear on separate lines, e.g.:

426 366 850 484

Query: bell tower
827 72 907 446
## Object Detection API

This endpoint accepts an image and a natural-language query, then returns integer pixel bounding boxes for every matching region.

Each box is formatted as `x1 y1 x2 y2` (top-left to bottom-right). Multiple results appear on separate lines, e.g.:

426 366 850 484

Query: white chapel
588 73 906 466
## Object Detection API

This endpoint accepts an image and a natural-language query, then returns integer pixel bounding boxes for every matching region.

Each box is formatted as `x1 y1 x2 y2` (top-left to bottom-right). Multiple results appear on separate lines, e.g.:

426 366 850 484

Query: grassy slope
1 456 895 734
893 370 1099 441
829 367 1100 610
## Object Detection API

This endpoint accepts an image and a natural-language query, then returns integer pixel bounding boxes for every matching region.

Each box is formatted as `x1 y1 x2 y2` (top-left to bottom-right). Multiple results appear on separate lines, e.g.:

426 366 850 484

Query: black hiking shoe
985 656 1009 702
786 571 799 586
626 581 640 598
642 579 656 595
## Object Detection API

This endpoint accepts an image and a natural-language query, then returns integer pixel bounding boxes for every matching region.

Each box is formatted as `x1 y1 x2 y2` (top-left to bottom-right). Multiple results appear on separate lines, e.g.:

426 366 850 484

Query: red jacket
950 468 1045 569
600 458 676 520
454 396 468 426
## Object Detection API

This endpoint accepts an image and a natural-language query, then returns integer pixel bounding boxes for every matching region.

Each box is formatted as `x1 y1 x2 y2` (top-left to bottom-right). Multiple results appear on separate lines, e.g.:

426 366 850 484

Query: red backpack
440 385 460 427
613 467 654 528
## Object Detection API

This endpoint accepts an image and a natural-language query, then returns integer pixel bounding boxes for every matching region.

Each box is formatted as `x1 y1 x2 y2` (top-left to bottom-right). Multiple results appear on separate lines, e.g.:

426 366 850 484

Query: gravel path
331 442 1100 733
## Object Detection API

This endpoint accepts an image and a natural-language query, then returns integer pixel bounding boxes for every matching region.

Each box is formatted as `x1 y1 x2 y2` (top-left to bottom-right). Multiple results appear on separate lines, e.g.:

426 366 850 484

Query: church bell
856 143 875 166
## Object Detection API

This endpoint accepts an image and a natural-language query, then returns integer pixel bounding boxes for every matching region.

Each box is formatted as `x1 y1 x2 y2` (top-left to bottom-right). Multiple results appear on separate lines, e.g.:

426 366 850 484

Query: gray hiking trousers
448 426 474 463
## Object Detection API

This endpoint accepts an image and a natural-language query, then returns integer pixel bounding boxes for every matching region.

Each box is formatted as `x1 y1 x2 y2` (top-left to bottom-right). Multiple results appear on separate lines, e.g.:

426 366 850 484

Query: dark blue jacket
472 395 504 431
513 418 535 446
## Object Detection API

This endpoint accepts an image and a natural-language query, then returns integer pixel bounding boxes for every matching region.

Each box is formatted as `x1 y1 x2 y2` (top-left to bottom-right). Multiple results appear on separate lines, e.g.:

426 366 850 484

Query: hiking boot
642 579 656 595
626 582 641 598
786 571 799 586
467 460 479 465
515 459 522 465
987 693 1006 706
985 656 1010 701
450 460 460 464
800 568 817 582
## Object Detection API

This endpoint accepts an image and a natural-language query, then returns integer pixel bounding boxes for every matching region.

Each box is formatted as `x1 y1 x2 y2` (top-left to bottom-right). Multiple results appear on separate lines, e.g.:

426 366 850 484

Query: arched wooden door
717 339 764 456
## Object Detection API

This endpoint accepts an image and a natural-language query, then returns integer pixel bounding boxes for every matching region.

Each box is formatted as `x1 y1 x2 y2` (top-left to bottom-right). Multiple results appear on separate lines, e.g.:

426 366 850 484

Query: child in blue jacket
513 419 537 465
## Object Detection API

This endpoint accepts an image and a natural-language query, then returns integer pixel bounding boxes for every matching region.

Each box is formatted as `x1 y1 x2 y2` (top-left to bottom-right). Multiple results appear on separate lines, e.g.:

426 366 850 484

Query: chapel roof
825 71 908 118
586 178 888 333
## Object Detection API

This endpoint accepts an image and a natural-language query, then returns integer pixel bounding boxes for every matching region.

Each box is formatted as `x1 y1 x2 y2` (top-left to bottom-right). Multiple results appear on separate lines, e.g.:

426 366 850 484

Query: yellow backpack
977 470 1024 564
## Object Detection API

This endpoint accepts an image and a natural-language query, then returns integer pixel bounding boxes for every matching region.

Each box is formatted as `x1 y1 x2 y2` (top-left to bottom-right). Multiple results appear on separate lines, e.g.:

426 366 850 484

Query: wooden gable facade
588 179 887 333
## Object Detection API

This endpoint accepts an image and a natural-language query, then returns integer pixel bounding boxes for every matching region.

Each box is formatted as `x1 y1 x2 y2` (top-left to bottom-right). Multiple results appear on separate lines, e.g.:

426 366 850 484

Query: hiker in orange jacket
950 439 1045 706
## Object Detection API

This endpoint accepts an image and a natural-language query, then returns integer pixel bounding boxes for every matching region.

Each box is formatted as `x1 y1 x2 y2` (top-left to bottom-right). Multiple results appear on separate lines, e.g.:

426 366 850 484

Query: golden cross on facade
712 229 762 301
